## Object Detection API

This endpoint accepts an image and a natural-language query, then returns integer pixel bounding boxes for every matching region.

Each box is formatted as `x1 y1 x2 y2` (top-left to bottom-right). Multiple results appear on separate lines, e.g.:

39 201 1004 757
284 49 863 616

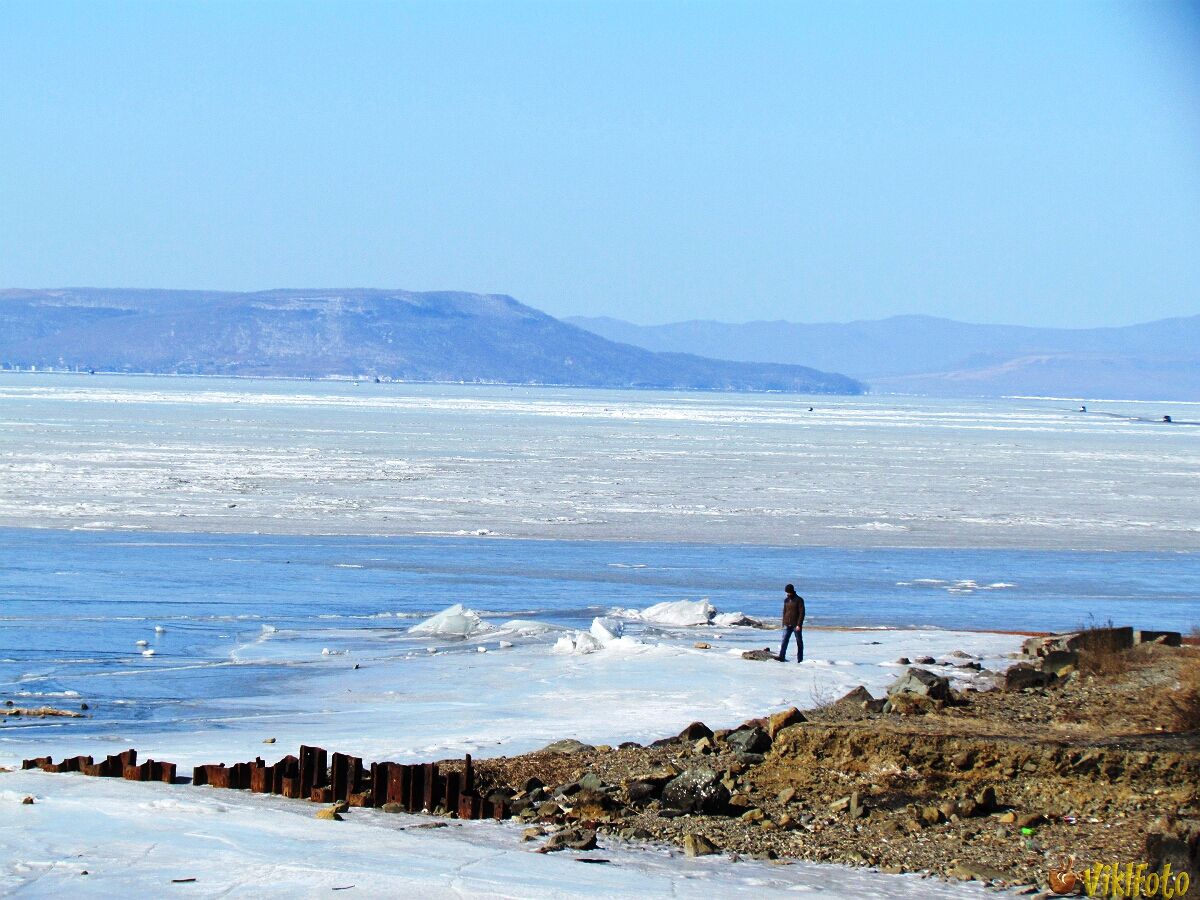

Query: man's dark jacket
782 592 805 628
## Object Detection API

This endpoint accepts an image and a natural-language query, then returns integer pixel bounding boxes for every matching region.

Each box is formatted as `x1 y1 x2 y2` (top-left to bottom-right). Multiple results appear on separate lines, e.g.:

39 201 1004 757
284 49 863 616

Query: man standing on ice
776 584 805 663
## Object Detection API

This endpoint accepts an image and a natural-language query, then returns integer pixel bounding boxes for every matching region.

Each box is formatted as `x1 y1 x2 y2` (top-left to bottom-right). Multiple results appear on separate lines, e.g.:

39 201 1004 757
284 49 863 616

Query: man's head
785 583 795 594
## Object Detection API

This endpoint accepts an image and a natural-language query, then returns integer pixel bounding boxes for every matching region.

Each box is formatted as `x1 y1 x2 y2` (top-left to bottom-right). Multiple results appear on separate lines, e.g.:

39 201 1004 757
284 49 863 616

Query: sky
2 1 1198 328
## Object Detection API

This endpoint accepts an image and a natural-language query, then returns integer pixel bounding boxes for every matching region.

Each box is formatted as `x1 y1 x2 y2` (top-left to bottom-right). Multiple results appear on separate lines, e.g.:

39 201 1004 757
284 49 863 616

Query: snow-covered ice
1 622 1021 897
0 770 1004 898
2 374 1198 549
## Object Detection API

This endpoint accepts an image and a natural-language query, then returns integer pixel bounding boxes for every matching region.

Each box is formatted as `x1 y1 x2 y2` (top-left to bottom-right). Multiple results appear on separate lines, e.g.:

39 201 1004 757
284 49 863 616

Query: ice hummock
408 603 493 638
620 598 716 626
553 616 637 655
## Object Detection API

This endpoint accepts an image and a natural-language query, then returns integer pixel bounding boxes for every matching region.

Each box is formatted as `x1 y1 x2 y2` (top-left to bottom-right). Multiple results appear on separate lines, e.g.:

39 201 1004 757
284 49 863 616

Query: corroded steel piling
24 745 507 821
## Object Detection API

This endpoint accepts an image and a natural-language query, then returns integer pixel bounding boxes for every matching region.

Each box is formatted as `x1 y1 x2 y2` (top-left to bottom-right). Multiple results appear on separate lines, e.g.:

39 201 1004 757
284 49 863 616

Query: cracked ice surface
1 375 1198 549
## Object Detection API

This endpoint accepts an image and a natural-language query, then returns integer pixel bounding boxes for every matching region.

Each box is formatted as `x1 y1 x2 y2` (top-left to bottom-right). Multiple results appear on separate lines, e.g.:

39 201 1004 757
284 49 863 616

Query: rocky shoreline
458 629 1199 896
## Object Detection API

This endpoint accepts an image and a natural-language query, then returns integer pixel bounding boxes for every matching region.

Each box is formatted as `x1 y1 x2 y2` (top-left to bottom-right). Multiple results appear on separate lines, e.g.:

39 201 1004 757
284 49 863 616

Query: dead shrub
808 676 836 712
1163 656 1200 732
1074 619 1131 678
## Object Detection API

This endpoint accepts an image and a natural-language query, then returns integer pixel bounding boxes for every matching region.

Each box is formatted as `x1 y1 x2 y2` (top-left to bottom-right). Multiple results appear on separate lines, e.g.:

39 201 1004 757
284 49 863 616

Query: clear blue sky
2 1 1198 327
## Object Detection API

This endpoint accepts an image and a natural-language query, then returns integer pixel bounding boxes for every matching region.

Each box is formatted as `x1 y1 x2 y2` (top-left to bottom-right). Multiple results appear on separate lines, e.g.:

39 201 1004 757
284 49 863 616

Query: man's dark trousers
779 625 803 662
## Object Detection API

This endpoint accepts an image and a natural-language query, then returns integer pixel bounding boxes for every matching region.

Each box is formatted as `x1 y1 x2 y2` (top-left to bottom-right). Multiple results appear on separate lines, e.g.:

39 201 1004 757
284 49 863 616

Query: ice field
1 374 1198 549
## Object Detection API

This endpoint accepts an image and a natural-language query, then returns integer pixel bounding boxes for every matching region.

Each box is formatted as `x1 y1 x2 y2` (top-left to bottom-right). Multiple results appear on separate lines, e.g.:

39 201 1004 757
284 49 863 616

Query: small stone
896 657 910 665
545 828 597 852
315 807 343 820
21 796 34 805
682 833 718 857
381 802 405 814
998 811 1016 824
777 787 797 804
523 826 546 841
1015 812 1044 829
262 737 276 744
693 642 711 650
921 806 944 825
578 773 604 792
694 736 714 754
741 648 776 662
829 795 852 813
974 786 996 811
915 656 936 664
739 807 765 823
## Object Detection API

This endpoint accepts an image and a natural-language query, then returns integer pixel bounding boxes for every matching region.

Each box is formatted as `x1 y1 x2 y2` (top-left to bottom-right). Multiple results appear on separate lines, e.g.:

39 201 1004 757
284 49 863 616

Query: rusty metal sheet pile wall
23 747 505 820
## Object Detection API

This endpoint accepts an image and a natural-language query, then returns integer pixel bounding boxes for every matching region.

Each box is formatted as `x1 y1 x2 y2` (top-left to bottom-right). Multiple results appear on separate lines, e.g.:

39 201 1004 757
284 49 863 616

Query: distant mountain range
0 288 864 395
568 314 1200 400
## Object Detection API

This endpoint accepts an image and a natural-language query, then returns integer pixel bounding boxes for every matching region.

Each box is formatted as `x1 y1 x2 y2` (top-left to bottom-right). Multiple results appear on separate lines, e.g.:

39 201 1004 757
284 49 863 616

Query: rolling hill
0 288 864 395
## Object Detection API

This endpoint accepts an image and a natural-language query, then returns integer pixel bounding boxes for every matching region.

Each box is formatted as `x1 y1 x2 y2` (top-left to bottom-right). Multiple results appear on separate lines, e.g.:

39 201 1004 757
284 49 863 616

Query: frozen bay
2 374 1198 897
1 374 1198 549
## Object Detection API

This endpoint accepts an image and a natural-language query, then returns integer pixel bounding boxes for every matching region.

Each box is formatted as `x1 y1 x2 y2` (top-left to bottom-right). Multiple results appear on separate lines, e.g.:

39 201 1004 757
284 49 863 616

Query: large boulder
661 768 730 815
887 668 950 701
682 833 719 857
835 686 875 707
1025 627 1134 657
541 738 595 755
1001 663 1047 691
725 726 771 755
625 779 663 804
678 721 714 742
766 707 806 737
1041 649 1078 677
